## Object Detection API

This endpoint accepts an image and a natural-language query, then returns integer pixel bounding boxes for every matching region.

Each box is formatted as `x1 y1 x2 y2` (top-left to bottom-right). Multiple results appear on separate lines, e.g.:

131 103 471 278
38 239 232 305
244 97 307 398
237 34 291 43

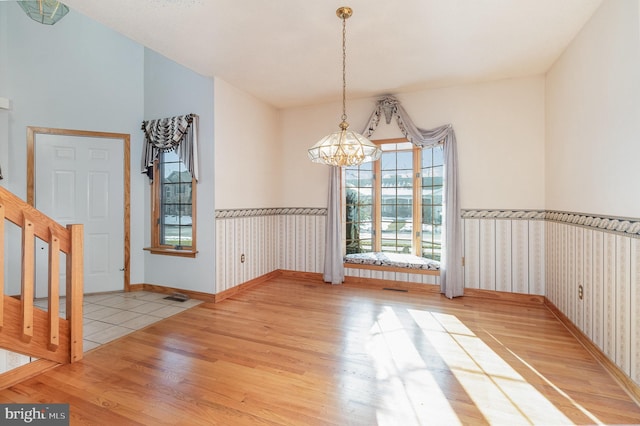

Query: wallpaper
214 208 547 294
462 210 546 295
214 208 326 293
545 215 640 385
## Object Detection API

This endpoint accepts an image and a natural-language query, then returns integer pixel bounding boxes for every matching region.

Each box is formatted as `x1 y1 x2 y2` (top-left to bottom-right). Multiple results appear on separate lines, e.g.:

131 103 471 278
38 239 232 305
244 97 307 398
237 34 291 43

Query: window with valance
141 114 199 257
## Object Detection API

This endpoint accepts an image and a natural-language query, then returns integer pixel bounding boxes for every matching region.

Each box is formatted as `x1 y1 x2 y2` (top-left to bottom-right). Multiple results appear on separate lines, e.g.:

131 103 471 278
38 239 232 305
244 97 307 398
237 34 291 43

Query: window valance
141 113 199 181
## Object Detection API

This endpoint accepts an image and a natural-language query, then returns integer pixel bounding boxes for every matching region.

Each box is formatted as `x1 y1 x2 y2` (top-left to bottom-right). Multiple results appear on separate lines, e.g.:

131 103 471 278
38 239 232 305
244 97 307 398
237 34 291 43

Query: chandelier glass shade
308 120 381 167
308 7 381 167
18 0 69 25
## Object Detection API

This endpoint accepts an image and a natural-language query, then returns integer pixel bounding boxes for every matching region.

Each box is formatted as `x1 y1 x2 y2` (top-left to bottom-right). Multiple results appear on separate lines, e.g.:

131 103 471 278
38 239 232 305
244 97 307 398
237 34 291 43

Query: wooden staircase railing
0 185 83 368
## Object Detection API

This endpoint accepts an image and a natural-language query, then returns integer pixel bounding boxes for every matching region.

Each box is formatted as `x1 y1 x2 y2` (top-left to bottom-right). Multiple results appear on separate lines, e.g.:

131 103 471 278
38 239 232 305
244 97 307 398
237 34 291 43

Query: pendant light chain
307 7 382 167
341 13 347 123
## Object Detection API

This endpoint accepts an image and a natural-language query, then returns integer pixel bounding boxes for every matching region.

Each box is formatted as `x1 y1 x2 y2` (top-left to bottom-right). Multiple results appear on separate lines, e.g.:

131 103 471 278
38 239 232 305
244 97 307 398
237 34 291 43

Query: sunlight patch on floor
409 309 582 425
485 331 605 426
367 306 462 426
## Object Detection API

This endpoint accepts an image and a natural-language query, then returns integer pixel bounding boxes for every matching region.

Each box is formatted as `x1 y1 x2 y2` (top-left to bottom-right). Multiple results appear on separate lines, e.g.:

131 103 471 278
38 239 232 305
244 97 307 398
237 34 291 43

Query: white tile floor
35 291 203 353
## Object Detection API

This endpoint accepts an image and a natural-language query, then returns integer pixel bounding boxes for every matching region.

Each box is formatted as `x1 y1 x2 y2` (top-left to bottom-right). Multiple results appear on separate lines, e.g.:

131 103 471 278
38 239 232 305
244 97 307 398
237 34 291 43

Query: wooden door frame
26 126 131 291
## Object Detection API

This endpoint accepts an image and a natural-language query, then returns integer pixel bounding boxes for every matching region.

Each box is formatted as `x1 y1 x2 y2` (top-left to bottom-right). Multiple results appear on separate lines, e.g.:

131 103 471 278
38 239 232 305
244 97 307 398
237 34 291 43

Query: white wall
280 76 546 210
545 0 640 389
213 77 281 209
143 49 215 293
546 0 640 218
1 3 146 292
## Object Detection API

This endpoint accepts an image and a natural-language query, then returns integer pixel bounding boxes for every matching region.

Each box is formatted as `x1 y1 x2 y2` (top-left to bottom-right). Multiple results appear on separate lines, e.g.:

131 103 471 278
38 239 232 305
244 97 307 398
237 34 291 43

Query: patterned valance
141 113 199 181
362 96 452 149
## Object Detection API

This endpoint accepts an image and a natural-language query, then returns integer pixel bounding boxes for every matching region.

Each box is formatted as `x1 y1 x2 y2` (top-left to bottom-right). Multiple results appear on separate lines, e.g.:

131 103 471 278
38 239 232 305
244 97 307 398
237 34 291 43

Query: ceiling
60 0 603 109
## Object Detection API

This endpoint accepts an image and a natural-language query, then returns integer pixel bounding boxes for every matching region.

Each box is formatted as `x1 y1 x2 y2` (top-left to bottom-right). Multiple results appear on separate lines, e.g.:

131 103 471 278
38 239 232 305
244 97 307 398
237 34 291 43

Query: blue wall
143 48 216 293
1 2 215 293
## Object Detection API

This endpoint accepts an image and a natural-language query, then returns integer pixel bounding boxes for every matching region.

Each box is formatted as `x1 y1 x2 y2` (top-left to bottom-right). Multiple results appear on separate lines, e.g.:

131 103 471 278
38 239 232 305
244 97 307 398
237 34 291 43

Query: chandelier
18 0 69 25
307 7 381 167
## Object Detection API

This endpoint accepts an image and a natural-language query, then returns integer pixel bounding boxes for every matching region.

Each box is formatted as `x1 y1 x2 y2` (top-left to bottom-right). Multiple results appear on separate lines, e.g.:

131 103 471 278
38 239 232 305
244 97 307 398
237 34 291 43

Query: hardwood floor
1 274 639 425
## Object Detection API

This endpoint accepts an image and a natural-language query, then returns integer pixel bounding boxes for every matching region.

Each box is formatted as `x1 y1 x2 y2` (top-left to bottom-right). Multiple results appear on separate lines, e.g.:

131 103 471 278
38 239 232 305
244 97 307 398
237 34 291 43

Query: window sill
143 247 198 258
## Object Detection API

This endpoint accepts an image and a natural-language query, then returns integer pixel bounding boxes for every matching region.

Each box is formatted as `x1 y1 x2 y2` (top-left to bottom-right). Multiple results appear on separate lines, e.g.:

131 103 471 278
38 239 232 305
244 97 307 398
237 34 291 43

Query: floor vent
383 287 408 292
164 293 189 302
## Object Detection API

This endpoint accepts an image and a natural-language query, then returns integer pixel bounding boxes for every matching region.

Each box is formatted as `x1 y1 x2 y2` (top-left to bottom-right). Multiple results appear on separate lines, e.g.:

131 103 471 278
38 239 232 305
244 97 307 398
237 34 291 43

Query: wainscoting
462 208 640 389
545 211 640 388
215 208 547 293
215 208 326 293
215 208 442 290
462 210 546 295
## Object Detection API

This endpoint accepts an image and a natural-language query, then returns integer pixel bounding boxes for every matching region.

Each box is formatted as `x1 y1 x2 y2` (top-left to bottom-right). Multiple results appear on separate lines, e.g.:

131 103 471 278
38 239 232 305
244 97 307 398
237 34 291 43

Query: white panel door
35 135 124 297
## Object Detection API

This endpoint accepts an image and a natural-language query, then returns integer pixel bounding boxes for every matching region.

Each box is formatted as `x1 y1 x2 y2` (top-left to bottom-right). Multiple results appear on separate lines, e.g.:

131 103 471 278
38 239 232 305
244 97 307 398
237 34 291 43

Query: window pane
398 173 412 188
433 145 444 166
422 223 433 241
345 169 358 186
358 205 372 221
178 183 192 202
422 186 443 205
178 225 193 246
421 146 444 261
381 204 397 218
397 195 412 219
163 149 179 162
357 188 372 203
355 221 373 252
381 187 396 200
397 151 412 170
162 223 190 246
178 203 192 218
421 169 434 187
422 188 434 206
393 142 413 151
381 152 396 170
358 161 373 171
380 171 396 187
344 164 374 254
158 150 193 248
346 188 358 203
162 162 180 181
381 221 396 234
422 148 433 168
380 239 397 253
422 206 432 224
359 170 373 187
432 186 443 204
397 230 412 243
433 205 443 225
